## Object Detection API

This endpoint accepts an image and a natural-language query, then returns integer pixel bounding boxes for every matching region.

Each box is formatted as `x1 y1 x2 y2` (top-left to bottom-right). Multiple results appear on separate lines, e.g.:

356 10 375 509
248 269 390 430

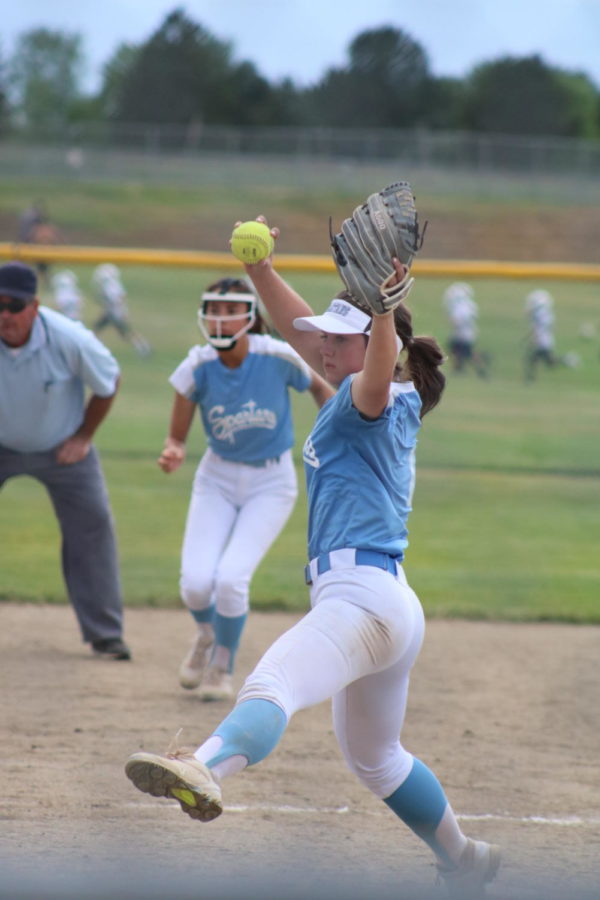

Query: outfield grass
1 261 599 621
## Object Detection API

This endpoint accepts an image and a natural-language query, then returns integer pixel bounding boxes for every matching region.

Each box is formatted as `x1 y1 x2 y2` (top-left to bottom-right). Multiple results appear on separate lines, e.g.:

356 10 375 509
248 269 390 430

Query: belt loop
317 555 332 576
304 564 312 585
355 549 399 574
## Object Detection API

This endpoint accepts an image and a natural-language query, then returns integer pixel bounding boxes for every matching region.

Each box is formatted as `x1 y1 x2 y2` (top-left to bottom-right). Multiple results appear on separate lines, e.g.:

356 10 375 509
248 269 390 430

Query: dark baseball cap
0 261 38 300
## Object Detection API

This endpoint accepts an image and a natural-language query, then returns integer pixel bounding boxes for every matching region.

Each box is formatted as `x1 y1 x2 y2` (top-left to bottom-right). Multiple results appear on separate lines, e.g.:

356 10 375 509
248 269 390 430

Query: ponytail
393 303 445 417
336 290 446 416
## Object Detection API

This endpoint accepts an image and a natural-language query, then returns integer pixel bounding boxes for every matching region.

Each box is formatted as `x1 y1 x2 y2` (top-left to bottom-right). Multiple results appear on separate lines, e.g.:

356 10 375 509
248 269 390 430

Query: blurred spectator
91 264 151 357
17 200 61 289
442 282 490 377
18 200 45 243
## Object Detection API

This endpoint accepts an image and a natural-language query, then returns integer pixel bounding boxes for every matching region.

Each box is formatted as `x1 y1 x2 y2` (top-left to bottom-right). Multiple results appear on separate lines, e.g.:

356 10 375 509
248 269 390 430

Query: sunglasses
0 297 31 314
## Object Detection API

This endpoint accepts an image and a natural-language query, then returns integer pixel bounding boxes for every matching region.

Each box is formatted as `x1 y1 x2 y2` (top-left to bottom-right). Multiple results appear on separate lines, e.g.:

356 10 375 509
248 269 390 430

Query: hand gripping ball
230 221 274 264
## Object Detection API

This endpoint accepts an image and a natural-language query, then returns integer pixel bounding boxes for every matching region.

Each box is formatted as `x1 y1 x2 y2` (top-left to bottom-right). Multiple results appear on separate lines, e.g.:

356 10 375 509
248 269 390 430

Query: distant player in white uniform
51 270 83 321
126 228 500 896
443 282 489 377
523 289 579 380
91 263 151 357
158 276 332 701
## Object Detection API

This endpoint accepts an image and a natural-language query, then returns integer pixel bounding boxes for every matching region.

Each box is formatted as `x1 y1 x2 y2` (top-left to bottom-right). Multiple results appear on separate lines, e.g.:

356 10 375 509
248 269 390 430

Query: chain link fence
3 122 600 172
2 125 600 208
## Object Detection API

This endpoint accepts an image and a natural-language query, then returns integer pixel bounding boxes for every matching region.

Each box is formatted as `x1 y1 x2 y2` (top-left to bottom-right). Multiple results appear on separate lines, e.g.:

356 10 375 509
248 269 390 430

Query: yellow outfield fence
1 242 600 281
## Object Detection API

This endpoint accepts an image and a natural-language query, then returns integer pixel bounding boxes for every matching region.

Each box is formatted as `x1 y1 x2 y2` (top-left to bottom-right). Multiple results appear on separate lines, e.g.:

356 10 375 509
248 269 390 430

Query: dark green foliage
462 55 599 137
308 27 430 127
6 28 83 133
3 17 600 139
110 8 234 125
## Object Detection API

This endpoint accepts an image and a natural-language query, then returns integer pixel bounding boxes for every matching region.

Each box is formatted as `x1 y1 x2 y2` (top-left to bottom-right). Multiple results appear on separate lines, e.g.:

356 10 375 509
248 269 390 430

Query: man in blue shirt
0 261 130 660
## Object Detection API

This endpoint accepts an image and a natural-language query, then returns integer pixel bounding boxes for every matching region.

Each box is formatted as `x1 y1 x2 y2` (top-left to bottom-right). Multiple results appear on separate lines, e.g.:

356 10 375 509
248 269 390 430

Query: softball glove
330 182 427 315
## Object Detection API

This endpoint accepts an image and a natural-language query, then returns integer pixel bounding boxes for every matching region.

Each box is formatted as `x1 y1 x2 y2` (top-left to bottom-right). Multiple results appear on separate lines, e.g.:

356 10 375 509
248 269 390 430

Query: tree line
2 7 599 139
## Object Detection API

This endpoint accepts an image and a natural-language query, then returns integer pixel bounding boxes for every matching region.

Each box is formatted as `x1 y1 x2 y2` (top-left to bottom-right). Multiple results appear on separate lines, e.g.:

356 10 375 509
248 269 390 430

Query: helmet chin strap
207 335 238 350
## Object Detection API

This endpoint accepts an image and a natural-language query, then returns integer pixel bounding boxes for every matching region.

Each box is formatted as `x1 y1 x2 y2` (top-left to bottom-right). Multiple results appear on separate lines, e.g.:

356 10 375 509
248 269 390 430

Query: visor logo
329 301 351 317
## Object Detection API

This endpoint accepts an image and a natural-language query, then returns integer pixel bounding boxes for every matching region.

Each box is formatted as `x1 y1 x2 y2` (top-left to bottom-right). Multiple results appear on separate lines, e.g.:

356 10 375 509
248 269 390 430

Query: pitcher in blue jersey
126 228 500 896
158 277 332 701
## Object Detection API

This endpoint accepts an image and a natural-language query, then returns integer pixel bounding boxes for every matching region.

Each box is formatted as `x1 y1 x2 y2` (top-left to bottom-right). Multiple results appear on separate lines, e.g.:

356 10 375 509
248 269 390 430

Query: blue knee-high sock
205 699 287 768
190 606 215 625
384 757 451 865
213 611 247 672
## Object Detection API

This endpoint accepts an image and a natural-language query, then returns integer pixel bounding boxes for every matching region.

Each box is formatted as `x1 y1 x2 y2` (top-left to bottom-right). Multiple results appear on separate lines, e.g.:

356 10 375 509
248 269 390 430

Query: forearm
247 265 312 336
351 313 397 417
167 396 195 443
248 263 322 356
365 313 398 381
159 392 196 472
56 385 118 464
249 265 325 373
76 383 119 440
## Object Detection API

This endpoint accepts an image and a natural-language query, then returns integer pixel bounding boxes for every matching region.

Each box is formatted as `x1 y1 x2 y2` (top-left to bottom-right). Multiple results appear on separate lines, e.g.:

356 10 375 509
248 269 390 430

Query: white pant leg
213 454 298 618
237 566 424 732
179 453 239 611
332 581 424 798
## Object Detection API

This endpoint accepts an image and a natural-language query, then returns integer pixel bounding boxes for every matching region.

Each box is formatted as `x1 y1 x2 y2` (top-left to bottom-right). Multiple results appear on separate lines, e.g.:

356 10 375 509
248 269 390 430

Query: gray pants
0 444 124 643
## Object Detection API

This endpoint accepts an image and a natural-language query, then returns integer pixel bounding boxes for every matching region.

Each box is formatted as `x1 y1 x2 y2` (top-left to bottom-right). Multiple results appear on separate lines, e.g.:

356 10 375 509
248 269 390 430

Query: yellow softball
171 787 196 807
230 221 274 264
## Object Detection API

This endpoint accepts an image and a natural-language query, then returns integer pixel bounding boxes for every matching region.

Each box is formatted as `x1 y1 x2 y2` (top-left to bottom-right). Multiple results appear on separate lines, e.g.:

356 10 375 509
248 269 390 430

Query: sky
3 0 600 92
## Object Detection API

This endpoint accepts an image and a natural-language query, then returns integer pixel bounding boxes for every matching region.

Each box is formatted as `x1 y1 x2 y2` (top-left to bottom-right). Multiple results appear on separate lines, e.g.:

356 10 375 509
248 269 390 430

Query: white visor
293 299 372 334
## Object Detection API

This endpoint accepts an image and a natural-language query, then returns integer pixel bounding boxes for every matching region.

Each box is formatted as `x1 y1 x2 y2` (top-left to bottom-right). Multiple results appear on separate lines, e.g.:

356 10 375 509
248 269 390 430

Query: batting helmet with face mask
197 278 257 350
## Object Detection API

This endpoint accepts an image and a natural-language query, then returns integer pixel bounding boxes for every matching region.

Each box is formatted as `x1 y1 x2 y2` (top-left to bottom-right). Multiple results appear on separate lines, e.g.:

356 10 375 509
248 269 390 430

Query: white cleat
125 750 222 821
198 665 234 702
178 626 214 689
437 838 501 899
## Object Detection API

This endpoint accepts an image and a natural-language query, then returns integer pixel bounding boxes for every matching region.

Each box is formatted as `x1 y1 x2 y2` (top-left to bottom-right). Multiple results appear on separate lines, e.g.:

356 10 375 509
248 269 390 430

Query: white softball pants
237 554 425 798
180 448 298 618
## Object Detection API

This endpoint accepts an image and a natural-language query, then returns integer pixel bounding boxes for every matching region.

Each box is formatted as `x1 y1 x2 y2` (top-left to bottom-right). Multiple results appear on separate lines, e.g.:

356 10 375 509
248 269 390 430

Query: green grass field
2 258 599 622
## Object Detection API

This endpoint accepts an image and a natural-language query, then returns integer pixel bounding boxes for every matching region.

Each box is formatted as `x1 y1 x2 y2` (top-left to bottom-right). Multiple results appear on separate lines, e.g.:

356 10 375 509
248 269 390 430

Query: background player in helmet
91 263 151 357
158 276 332 701
443 282 490 378
524 289 578 381
126 222 500 897
51 270 84 321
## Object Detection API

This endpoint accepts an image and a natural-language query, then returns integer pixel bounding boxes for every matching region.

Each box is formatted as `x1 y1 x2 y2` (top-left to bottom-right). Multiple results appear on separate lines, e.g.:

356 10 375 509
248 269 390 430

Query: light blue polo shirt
0 307 120 452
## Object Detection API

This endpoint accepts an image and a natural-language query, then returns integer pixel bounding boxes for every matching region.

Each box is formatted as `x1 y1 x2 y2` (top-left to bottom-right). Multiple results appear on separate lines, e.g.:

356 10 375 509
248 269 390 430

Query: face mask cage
197 291 257 349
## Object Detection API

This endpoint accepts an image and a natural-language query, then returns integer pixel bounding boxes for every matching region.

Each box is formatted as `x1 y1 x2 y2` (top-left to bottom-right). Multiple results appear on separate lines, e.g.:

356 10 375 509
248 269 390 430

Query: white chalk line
458 813 600 826
123 802 600 826
122 802 350 815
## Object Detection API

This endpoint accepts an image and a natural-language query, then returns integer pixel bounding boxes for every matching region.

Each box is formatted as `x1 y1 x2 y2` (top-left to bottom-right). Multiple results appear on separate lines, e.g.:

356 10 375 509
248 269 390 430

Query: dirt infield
1 604 599 900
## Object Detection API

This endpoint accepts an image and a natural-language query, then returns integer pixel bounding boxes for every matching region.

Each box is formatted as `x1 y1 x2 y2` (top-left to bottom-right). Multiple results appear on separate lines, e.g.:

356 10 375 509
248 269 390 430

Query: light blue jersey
170 334 312 464
302 375 421 561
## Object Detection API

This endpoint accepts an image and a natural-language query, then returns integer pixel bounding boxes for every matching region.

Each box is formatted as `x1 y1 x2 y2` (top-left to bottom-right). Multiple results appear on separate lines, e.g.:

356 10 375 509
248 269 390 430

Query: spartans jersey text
208 400 277 444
